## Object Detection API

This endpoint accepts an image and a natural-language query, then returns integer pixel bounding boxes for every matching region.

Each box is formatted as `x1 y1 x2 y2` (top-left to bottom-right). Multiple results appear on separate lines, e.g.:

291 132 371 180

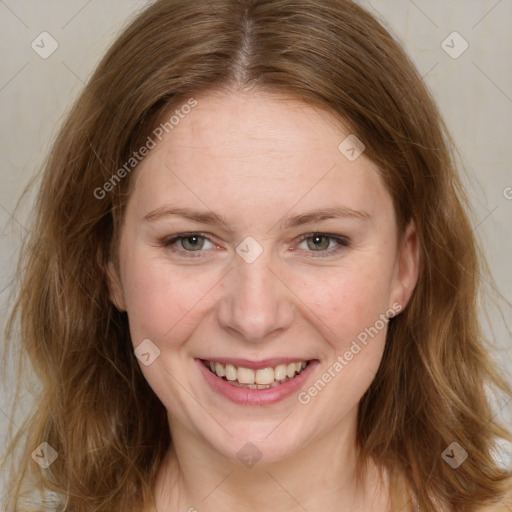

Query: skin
107 89 419 511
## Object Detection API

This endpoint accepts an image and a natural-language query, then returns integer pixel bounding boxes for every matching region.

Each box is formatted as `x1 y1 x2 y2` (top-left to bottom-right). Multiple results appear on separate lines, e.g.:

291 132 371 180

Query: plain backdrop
1 0 511 501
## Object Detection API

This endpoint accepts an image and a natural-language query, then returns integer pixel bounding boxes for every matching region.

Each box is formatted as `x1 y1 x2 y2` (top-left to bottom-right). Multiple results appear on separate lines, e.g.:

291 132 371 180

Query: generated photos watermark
93 97 198 200
297 302 402 405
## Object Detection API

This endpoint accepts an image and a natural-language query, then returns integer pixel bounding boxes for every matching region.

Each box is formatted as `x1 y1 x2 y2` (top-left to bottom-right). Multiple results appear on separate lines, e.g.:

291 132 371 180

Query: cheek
295 265 392 417
120 248 217 346
300 259 394 348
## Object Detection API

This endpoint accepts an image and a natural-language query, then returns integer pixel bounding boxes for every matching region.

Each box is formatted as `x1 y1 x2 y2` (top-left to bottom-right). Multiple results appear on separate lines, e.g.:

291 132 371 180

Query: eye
295 233 350 257
162 233 217 257
161 232 350 259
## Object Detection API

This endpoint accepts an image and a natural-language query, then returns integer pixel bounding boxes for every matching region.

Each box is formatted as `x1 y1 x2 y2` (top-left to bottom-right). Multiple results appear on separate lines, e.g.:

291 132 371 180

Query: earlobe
106 261 127 312
391 220 420 311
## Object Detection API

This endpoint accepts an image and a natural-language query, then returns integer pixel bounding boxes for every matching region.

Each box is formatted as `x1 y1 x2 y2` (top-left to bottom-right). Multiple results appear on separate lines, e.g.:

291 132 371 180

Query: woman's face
108 90 418 464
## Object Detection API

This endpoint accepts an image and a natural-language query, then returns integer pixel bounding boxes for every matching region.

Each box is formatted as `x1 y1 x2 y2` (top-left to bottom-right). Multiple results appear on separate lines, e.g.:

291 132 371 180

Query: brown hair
2 0 511 510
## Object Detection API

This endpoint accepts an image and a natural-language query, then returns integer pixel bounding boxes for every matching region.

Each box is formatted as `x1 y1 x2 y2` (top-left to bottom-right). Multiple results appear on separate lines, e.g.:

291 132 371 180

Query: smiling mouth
201 359 311 389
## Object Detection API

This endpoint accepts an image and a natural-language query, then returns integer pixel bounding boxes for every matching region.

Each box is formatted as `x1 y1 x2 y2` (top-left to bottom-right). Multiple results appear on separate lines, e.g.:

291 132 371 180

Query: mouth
196 357 319 406
200 359 311 389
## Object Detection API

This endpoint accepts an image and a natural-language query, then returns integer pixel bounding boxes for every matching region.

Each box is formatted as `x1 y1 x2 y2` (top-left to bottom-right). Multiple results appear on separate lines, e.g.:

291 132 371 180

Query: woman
2 0 511 510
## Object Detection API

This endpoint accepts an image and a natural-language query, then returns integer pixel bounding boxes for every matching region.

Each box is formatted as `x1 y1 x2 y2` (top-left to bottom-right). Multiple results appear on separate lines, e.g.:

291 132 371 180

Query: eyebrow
143 205 370 230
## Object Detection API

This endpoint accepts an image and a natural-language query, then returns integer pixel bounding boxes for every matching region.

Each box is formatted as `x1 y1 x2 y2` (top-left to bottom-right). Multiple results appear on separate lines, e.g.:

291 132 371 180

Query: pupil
183 236 203 250
308 235 328 251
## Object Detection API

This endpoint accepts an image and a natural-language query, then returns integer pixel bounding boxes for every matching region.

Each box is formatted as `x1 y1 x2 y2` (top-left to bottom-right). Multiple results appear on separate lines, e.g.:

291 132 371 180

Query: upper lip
198 357 316 370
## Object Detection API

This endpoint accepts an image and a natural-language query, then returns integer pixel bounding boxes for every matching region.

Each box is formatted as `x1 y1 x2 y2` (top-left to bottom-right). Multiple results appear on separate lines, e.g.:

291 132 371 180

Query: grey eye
306 235 331 251
180 235 206 251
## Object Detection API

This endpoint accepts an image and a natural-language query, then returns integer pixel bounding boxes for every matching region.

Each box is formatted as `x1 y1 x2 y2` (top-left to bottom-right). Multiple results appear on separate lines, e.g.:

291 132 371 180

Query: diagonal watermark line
265 470 310 511
74 278 100 308
0 276 15 296
0 407 28 439
472 0 503 29
0 201 100 309
428 205 511 308
489 490 512 512
264 409 294 439
477 268 512 310
0 0 29 29
61 60 86 85
200 470 234 502
0 62 29 94
61 61 130 141
398 497 416 511
0 202 28 234
471 204 499 233
403 61 439 99
421 61 439 79
163 268 233 338
266 164 337 234
61 0 93 29
408 0 439 29
264 266 340 342
154 359 235 438
474 395 512 440
429 246 463 293
162 163 215 213
472 61 512 104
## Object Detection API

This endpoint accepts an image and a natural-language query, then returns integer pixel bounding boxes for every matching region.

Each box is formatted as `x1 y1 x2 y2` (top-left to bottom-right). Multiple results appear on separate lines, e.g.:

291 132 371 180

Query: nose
216 247 295 343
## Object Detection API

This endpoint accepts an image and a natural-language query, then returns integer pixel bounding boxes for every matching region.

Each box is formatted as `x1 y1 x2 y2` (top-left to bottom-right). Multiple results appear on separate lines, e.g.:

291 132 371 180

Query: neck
154 409 390 511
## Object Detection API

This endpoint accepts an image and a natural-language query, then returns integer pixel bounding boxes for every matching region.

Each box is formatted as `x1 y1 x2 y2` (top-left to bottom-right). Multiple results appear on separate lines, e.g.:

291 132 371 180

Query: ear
390 220 420 311
106 261 127 312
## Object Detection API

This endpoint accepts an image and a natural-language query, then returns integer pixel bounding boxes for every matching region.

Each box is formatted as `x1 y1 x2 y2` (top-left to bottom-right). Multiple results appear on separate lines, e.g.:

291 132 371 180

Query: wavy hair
2 0 511 510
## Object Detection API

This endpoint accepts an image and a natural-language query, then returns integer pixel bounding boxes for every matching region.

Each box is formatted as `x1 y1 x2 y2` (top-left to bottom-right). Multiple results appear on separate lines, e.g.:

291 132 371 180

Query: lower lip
195 359 319 406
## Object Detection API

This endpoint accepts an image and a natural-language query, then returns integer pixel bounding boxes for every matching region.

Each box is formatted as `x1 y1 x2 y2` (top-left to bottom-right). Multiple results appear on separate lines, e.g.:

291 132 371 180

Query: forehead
156 90 353 168
129 90 394 227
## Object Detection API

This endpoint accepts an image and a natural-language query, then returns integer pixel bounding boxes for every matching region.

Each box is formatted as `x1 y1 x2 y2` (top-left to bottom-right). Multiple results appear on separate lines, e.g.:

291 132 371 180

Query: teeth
225 363 237 381
255 367 275 385
205 360 309 387
286 363 297 378
237 367 255 384
215 362 225 377
274 364 287 381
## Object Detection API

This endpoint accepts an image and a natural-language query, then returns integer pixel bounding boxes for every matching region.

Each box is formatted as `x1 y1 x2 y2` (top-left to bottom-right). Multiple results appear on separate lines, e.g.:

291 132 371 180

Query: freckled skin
108 90 419 511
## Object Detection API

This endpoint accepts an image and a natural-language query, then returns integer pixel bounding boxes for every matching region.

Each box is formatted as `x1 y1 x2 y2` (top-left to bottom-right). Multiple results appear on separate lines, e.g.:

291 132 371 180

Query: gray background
1 0 511 501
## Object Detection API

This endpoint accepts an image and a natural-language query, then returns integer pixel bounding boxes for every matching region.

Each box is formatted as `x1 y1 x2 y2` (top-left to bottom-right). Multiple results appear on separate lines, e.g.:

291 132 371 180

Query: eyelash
161 232 350 259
